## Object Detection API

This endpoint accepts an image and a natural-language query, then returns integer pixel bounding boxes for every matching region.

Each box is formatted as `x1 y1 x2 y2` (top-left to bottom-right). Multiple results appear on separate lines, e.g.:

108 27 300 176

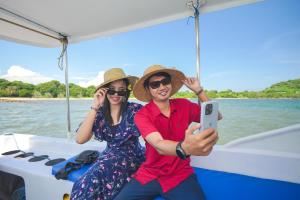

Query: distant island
0 78 299 99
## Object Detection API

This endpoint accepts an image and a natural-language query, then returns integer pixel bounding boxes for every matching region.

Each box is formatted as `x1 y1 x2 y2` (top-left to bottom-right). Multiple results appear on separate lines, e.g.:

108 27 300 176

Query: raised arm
144 124 218 157
183 77 223 120
76 88 107 144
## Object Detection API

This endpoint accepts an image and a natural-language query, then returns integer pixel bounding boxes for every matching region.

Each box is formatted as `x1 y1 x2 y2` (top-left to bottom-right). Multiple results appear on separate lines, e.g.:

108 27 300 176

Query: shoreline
1 97 299 102
0 97 93 102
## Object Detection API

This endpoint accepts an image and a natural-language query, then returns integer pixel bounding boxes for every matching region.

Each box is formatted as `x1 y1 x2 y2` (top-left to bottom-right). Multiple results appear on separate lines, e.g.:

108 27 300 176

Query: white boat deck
1 124 300 199
0 134 106 200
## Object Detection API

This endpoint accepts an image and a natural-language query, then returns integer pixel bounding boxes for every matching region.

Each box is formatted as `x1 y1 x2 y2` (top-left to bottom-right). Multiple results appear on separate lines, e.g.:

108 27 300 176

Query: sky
0 0 300 92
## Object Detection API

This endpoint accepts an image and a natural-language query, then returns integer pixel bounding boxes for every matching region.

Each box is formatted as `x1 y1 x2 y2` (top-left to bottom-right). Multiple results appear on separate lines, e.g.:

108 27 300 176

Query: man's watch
176 141 190 160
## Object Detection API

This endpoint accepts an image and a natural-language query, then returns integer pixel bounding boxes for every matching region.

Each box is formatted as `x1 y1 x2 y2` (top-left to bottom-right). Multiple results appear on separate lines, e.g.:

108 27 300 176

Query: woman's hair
143 72 171 89
102 78 130 125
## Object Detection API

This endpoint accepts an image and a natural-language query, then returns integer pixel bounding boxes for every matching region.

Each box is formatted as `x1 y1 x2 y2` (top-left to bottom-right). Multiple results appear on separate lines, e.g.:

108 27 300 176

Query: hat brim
133 68 185 102
95 75 138 91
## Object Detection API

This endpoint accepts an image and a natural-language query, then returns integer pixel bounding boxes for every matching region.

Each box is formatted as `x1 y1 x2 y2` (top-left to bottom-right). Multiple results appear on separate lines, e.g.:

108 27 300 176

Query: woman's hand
92 88 107 108
182 77 202 93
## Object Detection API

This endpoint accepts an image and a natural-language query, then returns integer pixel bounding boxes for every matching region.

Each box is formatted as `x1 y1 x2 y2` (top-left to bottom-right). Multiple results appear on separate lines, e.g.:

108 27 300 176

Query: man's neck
153 99 170 117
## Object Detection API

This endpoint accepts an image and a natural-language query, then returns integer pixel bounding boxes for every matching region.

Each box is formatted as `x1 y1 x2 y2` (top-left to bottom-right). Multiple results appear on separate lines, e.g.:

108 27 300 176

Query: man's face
148 75 172 102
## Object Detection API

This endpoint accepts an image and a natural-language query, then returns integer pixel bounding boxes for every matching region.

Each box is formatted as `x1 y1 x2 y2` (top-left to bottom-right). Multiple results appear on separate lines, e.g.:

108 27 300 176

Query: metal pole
0 6 63 41
194 2 201 85
62 39 71 138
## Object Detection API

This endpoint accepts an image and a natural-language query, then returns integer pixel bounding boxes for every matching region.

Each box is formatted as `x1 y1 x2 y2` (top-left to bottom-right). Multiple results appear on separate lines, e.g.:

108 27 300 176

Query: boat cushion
155 167 300 200
52 161 300 199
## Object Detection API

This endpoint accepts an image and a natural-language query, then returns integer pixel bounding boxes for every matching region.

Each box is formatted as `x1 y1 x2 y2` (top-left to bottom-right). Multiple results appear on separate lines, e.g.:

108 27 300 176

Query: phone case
199 101 219 132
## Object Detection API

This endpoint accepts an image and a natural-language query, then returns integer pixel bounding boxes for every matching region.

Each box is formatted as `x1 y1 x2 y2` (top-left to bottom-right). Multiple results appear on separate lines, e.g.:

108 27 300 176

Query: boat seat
52 155 164 199
52 160 300 200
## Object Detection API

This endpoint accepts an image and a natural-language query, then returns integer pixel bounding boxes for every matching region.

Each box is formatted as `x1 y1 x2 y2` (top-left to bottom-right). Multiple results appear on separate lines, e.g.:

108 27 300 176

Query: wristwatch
176 141 190 160
195 87 204 95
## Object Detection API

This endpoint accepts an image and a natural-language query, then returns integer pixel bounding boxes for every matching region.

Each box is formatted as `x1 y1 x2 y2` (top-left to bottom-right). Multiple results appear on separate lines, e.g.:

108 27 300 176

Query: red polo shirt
133 98 201 192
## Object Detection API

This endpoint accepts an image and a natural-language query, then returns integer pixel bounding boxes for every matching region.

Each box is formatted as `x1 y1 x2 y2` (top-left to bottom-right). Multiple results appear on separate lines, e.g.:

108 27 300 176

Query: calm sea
1 99 300 144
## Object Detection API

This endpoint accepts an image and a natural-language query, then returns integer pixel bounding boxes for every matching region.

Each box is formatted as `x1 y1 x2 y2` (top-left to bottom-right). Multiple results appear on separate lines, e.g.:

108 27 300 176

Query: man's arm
183 77 223 120
145 124 218 157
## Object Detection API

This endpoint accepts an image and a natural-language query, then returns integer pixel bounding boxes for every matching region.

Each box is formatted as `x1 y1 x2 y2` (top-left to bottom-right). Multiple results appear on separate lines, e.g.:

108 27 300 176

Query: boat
1 0 299 199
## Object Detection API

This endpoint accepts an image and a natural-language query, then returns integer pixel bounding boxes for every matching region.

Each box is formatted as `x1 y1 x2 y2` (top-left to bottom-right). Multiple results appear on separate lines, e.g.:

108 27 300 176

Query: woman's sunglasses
107 89 128 96
148 78 171 89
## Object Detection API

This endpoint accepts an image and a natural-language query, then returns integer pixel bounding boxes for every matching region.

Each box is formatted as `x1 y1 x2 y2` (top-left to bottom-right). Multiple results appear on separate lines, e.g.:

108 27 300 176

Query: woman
70 68 145 200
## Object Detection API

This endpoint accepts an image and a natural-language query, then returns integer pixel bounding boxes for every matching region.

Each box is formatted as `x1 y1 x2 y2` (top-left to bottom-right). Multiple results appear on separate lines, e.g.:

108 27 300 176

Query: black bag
54 150 99 180
75 150 99 164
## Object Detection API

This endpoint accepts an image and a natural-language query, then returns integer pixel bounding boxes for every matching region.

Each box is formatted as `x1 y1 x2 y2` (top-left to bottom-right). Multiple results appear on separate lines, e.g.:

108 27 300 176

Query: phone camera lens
205 104 213 115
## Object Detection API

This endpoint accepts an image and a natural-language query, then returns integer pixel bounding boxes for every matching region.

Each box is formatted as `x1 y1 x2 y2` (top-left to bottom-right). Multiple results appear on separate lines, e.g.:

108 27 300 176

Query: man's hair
143 72 171 89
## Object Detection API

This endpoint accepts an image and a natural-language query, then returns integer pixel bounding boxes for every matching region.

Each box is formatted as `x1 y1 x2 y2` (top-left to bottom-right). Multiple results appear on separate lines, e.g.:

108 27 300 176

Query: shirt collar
148 100 161 117
148 99 177 117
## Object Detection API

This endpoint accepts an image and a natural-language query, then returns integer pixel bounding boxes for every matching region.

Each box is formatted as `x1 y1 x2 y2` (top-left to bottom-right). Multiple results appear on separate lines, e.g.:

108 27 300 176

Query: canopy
0 0 261 47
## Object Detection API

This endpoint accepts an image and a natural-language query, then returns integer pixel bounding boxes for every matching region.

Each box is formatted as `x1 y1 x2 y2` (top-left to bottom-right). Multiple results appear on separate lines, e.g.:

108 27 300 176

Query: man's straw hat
133 64 185 102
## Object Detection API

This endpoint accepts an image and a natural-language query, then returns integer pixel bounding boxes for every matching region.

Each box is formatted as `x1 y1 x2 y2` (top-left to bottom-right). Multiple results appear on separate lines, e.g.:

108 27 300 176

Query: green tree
85 86 96 97
69 83 85 97
19 89 33 97
206 90 218 98
35 80 62 97
1 78 299 99
0 79 10 89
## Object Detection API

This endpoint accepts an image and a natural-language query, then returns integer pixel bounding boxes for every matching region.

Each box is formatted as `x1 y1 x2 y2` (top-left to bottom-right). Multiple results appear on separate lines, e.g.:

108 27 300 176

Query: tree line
0 79 95 98
0 78 299 98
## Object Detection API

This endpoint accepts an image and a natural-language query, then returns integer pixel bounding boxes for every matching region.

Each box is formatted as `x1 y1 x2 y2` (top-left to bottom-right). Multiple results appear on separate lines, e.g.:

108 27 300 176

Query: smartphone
198 101 219 132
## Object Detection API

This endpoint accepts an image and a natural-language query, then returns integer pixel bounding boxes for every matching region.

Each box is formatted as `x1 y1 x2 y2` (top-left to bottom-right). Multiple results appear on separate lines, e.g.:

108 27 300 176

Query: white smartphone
198 101 219 132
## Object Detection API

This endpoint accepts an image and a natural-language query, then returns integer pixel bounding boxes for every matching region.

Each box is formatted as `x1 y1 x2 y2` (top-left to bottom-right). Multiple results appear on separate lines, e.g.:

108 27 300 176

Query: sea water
1 99 299 144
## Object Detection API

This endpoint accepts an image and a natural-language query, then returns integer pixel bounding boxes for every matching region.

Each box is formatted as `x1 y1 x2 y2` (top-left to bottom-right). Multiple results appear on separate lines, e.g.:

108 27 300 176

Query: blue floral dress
70 102 145 200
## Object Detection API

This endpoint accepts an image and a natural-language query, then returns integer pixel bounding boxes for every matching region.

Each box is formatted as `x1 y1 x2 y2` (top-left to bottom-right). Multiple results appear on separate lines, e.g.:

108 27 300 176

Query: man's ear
145 87 151 96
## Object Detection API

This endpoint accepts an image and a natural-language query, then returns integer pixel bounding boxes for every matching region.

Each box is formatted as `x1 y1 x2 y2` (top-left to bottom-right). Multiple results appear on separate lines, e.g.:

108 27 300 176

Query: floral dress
70 102 145 200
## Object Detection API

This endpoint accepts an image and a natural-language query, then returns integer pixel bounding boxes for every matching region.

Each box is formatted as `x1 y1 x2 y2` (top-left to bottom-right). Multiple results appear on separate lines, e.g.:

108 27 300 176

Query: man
115 64 219 200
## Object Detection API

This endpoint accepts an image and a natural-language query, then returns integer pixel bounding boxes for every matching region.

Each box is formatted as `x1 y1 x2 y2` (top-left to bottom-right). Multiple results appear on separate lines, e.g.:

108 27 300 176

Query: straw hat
95 68 138 91
133 64 185 102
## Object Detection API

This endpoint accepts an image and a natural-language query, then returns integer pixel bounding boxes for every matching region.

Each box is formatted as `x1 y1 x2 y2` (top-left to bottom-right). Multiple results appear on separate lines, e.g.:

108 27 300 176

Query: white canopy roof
0 0 261 47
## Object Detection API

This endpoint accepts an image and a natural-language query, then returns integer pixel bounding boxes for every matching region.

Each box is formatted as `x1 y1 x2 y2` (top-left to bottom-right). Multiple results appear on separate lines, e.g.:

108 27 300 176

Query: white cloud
76 71 105 88
1 65 53 84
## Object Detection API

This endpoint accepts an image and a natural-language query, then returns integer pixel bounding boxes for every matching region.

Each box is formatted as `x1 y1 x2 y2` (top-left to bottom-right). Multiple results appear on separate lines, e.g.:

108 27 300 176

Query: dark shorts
114 174 205 200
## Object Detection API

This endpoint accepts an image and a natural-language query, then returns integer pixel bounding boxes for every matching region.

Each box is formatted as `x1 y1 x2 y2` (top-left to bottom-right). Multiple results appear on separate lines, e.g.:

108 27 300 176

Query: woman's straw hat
95 68 138 91
133 64 185 102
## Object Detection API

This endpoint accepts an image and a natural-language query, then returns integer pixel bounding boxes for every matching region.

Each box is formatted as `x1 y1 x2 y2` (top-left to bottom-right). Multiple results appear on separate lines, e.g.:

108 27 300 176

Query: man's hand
181 124 218 156
182 77 202 93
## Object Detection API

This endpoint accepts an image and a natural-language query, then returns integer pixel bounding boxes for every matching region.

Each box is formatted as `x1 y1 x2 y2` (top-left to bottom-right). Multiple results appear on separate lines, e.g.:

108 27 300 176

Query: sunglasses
148 78 171 89
107 89 128 96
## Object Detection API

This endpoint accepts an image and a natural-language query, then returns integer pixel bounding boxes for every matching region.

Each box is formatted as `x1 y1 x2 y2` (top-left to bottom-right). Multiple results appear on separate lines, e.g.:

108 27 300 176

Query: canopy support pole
189 0 205 104
194 4 200 82
60 38 71 138
190 0 206 84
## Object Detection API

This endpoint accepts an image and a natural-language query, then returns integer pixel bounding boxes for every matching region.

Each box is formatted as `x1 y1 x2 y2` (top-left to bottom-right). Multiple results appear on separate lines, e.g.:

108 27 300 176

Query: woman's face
107 80 127 105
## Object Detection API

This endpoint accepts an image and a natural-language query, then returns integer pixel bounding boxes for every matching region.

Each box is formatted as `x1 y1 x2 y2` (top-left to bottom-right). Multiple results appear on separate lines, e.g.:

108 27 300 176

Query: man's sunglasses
107 89 128 96
148 78 171 89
